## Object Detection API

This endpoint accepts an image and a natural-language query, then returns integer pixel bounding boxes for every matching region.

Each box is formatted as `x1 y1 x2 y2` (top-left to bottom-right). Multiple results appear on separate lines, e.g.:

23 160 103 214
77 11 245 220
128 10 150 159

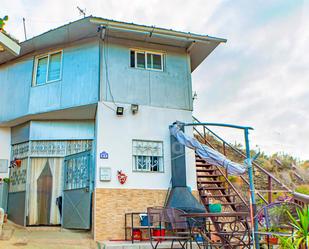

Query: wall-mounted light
116 106 124 116
131 104 139 114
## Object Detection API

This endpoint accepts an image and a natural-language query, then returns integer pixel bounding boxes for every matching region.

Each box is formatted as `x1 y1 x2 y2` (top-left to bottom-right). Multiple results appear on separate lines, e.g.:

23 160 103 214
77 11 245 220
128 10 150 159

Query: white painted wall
0 128 11 178
95 102 196 190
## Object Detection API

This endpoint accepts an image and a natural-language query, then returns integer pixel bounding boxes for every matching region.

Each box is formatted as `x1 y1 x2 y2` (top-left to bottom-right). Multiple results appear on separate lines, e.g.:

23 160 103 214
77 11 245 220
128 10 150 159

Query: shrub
278 206 309 248
295 185 309 195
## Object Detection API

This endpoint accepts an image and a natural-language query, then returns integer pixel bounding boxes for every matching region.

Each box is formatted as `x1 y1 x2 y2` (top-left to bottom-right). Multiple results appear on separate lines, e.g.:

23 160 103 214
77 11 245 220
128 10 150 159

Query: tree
0 16 9 31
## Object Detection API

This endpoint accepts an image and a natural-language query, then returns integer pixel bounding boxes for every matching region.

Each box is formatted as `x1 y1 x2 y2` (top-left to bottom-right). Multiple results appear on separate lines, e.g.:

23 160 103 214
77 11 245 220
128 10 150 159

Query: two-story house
0 16 226 241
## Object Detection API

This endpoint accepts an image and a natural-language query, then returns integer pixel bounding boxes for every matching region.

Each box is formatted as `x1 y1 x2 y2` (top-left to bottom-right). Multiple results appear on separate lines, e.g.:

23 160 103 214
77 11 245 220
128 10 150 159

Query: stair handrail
194 126 267 205
192 116 292 198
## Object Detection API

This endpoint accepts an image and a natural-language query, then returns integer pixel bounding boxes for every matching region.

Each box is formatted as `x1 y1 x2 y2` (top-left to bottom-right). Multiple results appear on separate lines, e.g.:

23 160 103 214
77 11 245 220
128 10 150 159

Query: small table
125 212 153 244
181 212 249 218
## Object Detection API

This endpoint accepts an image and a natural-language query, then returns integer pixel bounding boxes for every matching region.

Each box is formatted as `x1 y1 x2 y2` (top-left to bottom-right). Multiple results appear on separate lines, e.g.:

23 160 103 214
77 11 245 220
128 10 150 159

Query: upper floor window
130 50 163 71
132 140 164 172
33 51 62 86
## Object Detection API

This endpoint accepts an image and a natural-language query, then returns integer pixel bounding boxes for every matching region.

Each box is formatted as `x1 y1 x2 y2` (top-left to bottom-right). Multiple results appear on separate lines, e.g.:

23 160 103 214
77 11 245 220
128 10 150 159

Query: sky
2 0 309 160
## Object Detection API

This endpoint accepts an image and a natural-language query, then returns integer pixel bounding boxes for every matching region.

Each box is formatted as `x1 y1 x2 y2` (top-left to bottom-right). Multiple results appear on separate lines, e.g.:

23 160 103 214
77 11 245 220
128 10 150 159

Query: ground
0 222 198 249
0 221 97 249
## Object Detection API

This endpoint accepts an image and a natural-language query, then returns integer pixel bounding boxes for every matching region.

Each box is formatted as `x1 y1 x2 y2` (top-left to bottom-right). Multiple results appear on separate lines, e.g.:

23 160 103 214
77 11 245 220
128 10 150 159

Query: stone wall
94 188 167 241
94 188 200 241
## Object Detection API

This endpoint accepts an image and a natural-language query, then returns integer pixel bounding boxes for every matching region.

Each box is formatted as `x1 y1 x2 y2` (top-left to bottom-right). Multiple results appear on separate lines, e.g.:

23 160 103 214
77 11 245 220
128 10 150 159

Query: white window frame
130 49 164 71
132 140 164 173
32 50 63 86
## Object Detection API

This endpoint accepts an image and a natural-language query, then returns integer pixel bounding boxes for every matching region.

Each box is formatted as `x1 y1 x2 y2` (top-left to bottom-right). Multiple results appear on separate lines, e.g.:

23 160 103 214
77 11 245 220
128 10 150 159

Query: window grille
132 140 164 172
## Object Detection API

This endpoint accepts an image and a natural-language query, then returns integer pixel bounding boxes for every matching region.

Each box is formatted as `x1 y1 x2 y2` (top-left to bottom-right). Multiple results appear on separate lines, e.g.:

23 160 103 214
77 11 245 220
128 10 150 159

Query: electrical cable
102 27 118 108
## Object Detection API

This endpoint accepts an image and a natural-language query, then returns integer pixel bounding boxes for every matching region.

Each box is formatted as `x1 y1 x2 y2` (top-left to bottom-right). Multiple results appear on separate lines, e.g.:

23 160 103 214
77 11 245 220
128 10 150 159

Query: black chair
147 207 193 249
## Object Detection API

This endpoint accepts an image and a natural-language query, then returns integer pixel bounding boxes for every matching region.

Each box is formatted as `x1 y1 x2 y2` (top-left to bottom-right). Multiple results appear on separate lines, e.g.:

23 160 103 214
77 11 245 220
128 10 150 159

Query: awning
170 123 247 175
0 31 20 56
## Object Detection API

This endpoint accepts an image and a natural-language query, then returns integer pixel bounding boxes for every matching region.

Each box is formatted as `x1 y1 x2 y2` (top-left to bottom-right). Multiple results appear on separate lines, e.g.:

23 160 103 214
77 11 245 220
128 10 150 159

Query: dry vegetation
195 132 309 196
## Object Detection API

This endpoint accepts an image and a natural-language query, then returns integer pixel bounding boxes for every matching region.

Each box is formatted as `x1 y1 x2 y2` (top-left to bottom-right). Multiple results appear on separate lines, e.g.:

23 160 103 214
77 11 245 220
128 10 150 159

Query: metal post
244 128 259 249
223 142 228 177
22 17 27 40
268 176 272 203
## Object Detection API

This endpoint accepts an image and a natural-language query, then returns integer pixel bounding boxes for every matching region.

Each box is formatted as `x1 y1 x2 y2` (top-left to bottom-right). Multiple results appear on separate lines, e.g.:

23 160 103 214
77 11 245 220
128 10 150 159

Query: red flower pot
152 229 165 241
266 236 278 245
132 229 142 241
15 159 22 168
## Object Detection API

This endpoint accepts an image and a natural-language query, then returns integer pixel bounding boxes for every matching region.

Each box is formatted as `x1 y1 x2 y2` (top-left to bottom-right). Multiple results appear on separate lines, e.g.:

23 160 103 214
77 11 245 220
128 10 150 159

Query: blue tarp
170 123 247 175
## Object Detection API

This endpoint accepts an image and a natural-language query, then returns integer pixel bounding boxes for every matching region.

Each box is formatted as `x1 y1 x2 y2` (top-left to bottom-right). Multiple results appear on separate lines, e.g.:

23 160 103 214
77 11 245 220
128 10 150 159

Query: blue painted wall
0 36 193 124
101 38 193 111
0 39 100 123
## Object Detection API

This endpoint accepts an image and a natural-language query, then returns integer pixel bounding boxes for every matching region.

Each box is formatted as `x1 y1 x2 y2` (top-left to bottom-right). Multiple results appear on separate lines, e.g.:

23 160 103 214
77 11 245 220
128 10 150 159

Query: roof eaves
90 16 227 44
19 16 93 45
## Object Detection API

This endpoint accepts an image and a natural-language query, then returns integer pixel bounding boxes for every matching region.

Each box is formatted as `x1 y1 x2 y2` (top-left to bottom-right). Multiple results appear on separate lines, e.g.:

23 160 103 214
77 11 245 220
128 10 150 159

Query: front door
37 162 53 224
62 150 92 229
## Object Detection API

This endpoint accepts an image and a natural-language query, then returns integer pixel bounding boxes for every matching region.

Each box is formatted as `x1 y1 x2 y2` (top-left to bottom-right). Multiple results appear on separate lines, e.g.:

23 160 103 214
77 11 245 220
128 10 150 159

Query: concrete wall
101 38 193 110
0 39 99 123
0 128 11 178
95 102 196 190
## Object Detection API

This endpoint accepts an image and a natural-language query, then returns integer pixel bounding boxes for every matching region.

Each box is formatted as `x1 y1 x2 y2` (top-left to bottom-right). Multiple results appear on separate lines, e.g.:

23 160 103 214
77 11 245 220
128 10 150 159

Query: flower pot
209 203 222 213
152 229 165 241
211 233 221 243
266 236 278 245
15 159 22 168
132 229 142 241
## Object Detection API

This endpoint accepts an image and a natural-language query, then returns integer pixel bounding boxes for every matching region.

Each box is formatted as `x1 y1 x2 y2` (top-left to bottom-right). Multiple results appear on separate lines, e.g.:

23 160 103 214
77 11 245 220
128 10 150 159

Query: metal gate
62 150 92 229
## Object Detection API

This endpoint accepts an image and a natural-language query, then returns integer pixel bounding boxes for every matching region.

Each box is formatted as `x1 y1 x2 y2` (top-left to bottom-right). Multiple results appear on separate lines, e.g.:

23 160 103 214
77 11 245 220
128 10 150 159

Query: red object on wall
10 158 22 168
117 170 127 184
15 159 22 168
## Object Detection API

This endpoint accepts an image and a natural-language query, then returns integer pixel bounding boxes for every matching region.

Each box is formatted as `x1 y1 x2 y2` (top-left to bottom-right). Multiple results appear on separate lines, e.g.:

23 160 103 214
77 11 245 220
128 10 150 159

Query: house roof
0 30 20 56
0 16 226 71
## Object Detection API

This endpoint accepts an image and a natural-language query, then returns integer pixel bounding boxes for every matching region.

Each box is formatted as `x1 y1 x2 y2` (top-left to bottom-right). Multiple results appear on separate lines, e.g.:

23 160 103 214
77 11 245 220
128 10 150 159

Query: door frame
61 150 94 229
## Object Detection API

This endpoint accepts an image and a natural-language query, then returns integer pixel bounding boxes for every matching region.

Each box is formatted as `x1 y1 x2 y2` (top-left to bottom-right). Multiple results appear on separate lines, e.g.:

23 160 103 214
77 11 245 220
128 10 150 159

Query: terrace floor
0 221 96 249
0 221 204 249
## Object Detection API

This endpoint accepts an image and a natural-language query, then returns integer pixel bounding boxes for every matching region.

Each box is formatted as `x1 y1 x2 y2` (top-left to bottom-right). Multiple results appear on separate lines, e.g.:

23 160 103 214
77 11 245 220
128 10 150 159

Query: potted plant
265 227 279 245
277 206 309 249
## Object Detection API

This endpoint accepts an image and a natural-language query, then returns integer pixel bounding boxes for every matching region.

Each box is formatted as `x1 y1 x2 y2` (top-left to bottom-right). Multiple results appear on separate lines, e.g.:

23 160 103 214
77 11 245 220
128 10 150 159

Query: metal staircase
196 154 252 248
192 117 292 248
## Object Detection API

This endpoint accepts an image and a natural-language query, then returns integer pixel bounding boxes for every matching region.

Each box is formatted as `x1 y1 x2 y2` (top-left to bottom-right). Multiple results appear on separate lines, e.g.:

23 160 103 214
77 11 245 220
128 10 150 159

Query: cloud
193 0 309 159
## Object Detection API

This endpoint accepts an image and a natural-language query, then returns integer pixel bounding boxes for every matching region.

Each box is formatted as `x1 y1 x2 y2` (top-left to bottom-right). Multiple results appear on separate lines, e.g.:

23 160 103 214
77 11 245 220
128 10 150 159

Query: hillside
195 131 309 200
